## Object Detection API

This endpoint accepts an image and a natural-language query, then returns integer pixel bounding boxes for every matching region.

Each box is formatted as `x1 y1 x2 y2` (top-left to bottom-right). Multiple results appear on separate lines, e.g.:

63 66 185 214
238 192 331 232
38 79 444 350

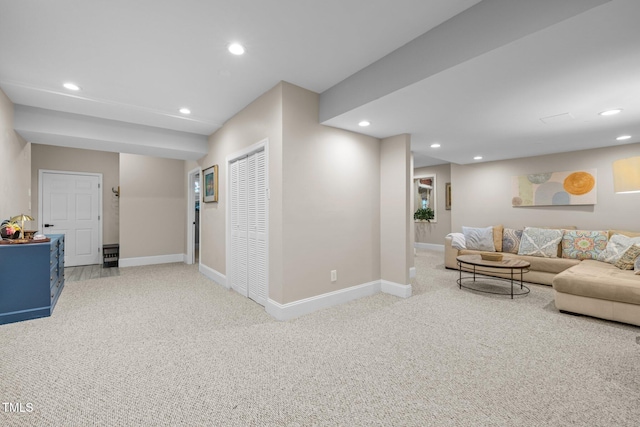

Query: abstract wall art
512 169 597 206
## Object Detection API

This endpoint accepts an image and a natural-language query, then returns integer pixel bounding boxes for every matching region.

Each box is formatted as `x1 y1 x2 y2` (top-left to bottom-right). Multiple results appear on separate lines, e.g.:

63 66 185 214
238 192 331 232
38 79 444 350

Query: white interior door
247 150 267 306
41 171 102 267
230 158 248 296
229 148 268 306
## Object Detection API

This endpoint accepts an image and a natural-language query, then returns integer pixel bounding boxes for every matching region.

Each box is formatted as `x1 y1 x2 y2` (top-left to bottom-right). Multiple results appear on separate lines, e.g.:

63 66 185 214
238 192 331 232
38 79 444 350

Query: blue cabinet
0 234 65 325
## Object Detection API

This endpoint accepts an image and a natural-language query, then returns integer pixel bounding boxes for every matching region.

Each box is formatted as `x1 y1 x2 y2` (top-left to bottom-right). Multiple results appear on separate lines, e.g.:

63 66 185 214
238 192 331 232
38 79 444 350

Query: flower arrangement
1 220 21 239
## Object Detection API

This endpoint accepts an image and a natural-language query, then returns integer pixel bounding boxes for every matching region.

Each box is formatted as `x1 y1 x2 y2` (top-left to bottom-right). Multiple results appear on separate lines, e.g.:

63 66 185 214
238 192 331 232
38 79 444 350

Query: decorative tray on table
480 252 503 261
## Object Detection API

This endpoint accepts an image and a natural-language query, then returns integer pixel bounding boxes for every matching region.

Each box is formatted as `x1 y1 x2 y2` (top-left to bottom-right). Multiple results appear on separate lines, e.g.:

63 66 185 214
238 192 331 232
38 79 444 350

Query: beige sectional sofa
444 228 640 327
553 260 640 326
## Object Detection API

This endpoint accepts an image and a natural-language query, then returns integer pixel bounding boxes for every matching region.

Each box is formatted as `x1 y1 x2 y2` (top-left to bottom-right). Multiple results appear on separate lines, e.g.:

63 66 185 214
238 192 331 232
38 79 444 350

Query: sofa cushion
502 228 523 254
553 260 640 305
517 253 580 274
614 245 640 270
462 226 495 251
518 227 563 258
561 230 609 260
597 234 640 264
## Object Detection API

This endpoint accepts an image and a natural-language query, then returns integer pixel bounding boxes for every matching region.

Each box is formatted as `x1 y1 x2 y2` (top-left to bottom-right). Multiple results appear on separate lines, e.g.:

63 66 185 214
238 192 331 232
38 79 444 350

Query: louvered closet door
247 150 267 306
230 157 248 296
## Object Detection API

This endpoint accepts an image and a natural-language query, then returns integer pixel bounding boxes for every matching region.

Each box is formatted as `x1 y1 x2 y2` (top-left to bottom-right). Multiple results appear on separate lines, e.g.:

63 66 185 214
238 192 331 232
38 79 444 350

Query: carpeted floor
1 249 639 426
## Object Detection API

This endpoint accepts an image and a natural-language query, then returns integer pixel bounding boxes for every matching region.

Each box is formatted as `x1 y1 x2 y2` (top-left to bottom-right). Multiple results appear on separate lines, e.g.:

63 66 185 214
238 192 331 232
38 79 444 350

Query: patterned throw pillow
614 245 640 270
502 228 523 254
597 234 640 264
518 227 563 258
635 256 640 275
561 230 609 260
462 226 495 251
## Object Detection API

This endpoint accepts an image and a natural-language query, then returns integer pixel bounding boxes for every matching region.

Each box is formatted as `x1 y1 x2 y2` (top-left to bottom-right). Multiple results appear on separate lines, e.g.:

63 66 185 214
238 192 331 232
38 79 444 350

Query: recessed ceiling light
63 82 80 91
179 108 191 115
599 109 622 116
358 120 370 127
228 43 245 55
430 143 441 148
616 135 631 141
473 156 483 160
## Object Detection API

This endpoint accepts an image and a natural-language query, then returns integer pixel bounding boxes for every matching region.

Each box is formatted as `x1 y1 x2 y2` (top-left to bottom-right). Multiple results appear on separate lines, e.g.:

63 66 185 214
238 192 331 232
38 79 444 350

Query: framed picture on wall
203 165 218 203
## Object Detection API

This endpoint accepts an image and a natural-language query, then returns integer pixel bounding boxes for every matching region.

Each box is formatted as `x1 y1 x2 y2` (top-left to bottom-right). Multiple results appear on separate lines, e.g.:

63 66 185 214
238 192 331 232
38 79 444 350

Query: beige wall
31 144 120 244
452 142 640 233
414 163 452 244
198 82 284 301
0 89 31 222
380 134 412 286
197 81 389 304
281 82 381 303
119 153 186 258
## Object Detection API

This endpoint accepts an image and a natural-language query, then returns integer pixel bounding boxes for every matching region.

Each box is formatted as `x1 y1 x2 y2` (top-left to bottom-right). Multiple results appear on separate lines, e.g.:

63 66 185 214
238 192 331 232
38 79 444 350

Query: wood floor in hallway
65 264 120 283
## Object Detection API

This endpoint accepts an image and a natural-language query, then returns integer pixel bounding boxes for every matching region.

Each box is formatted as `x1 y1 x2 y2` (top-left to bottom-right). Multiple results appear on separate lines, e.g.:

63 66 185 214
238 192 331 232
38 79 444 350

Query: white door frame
38 169 103 264
226 138 269 302
186 167 202 265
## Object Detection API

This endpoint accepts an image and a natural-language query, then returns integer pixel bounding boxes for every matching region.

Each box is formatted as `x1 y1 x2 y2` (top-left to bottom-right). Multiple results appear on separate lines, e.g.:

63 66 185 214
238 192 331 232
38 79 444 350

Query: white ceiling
1 0 639 165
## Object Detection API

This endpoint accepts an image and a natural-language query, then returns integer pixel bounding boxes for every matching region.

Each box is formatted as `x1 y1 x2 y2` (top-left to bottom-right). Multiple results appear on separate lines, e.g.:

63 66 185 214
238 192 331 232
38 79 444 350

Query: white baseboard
265 278 414 321
199 263 228 288
381 280 412 298
266 281 381 321
119 253 184 268
415 242 445 251
409 267 416 278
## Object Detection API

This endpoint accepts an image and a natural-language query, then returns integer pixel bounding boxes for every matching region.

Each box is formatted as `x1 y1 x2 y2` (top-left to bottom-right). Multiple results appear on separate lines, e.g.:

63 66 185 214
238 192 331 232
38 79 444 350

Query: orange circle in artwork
563 172 595 195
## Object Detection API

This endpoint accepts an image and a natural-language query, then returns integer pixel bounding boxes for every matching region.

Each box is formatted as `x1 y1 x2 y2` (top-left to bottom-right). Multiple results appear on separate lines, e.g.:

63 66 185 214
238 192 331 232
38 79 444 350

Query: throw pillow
448 233 466 250
529 226 577 257
635 256 640 275
518 227 563 258
502 228 523 254
561 230 609 260
614 244 640 270
608 229 640 239
462 226 495 252
493 225 504 252
597 234 640 264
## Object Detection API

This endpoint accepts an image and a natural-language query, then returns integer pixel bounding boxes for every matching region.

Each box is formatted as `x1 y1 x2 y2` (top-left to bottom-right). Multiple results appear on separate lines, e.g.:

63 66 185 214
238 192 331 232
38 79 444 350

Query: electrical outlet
331 270 337 282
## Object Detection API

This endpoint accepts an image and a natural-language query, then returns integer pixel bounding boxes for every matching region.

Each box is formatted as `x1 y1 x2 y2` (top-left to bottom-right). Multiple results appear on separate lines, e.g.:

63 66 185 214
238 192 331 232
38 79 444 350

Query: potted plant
414 208 434 222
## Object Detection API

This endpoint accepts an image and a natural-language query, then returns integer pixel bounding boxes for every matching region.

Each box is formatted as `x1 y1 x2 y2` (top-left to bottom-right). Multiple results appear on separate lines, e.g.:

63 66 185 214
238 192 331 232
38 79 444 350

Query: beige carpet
1 249 639 426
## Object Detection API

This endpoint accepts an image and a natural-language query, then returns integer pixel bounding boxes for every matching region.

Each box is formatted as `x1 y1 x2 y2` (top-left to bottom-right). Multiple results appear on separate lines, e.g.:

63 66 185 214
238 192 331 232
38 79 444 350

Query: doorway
187 167 202 265
39 170 103 267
